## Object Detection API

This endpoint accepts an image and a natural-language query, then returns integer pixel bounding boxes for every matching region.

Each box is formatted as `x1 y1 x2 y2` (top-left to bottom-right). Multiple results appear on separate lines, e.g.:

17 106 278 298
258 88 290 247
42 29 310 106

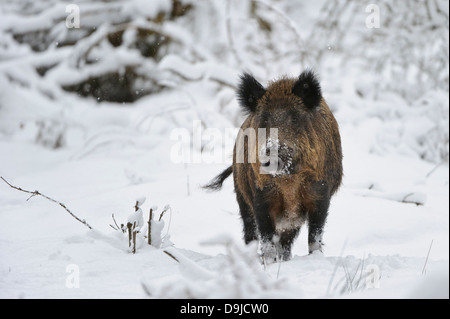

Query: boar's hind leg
308 181 331 254
236 191 258 244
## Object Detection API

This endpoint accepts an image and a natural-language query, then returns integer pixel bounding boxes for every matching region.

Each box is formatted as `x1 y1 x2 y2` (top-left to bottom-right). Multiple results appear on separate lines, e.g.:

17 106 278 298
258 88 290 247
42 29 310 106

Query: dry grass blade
326 238 348 296
422 240 434 275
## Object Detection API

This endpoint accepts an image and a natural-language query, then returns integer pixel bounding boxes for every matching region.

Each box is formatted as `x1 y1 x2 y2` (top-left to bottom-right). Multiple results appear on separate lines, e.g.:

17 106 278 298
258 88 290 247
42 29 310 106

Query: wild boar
204 71 343 262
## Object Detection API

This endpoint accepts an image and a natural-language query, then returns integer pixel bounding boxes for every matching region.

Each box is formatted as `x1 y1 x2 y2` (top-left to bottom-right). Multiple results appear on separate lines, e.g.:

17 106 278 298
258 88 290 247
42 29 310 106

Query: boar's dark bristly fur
204 70 343 262
203 165 232 191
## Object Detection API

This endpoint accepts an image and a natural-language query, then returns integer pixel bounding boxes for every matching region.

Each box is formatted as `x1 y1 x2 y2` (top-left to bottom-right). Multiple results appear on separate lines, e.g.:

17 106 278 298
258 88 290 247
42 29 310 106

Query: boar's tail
203 166 233 191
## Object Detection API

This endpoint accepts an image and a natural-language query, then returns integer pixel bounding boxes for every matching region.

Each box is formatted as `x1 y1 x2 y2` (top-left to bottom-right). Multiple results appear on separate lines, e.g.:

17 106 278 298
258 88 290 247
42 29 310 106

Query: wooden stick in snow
127 222 132 248
132 222 137 254
148 208 153 246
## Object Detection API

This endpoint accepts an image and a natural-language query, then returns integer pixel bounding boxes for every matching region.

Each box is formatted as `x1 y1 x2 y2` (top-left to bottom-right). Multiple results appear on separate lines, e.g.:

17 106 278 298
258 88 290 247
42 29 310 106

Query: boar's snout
259 138 299 176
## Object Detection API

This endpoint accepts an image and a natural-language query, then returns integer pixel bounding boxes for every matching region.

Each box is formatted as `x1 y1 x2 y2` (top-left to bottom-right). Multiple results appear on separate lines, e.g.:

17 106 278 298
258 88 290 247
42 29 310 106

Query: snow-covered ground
0 81 448 299
0 0 448 299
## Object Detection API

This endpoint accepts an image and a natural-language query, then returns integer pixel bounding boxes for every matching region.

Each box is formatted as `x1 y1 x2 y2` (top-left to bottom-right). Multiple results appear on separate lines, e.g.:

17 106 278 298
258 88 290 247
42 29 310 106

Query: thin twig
163 250 179 263
109 213 121 231
132 222 137 254
148 208 153 246
276 256 282 280
159 206 171 222
127 222 132 248
422 240 434 275
426 159 447 179
141 282 153 297
1 176 93 230
162 206 173 243
401 193 424 206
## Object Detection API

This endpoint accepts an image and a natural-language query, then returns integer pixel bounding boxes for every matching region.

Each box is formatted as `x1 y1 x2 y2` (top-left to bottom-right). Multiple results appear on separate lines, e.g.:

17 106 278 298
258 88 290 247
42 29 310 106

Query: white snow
135 197 146 208
0 0 448 299
127 208 144 231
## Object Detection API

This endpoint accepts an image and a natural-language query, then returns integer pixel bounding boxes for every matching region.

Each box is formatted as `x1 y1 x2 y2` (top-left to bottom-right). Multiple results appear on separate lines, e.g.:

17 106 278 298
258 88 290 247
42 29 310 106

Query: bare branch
1 176 93 230
163 250 179 263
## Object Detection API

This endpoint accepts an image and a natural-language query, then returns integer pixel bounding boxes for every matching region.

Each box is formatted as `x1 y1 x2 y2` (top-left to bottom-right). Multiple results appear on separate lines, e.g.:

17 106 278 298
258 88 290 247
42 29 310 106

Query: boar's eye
292 70 322 110
237 73 266 114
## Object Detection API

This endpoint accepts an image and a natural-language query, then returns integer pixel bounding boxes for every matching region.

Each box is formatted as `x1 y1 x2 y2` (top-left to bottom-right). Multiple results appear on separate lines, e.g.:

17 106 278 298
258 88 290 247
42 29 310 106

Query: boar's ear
292 70 322 109
237 73 266 113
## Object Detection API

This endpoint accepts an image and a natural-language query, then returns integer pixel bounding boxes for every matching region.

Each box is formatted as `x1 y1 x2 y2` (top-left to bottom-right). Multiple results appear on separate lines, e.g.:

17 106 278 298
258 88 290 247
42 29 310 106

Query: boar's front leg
254 186 279 263
308 180 331 254
279 227 300 261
